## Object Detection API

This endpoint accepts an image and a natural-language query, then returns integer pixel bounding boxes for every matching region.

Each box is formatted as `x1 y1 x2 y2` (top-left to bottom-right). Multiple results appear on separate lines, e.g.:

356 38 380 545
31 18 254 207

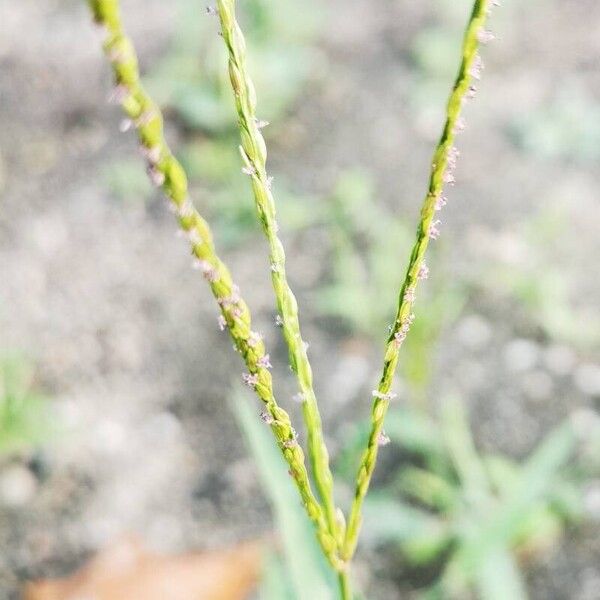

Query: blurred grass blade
336 407 446 479
231 388 337 600
453 422 576 575
441 396 490 506
361 493 451 563
259 550 294 600
476 547 528 600
395 466 458 511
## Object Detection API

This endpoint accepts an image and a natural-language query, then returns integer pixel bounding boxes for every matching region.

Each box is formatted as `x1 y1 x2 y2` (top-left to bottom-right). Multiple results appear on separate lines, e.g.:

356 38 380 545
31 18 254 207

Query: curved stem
343 0 493 561
87 0 342 571
216 0 340 546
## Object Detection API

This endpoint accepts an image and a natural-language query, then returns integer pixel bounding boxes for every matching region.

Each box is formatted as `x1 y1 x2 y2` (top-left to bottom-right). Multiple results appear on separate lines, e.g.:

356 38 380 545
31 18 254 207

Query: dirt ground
1 1 599 598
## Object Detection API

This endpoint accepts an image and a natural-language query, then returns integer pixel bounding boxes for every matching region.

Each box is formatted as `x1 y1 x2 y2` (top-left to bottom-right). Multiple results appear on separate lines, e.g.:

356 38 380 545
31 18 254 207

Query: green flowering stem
342 0 492 561
87 0 342 571
216 0 341 550
338 570 352 600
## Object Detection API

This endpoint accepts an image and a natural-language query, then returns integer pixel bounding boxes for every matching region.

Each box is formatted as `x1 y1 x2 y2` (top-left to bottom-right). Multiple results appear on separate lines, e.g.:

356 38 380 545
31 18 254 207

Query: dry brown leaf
23 535 265 600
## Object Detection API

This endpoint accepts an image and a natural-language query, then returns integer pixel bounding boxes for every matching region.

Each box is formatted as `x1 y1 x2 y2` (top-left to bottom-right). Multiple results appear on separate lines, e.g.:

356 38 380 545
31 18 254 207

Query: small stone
570 408 600 443
583 480 600 521
521 370 554 402
503 338 540 373
119 118 133 132
543 344 576 376
0 465 37 507
574 363 600 397
455 360 486 392
456 315 492 351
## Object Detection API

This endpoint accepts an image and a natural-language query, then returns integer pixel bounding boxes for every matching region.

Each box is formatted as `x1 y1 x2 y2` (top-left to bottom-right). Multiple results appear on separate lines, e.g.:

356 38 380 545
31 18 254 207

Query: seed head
255 118 270 129
470 54 484 81
477 29 495 44
107 84 130 104
247 331 262 348
135 110 156 127
242 372 259 388
188 228 203 246
178 199 195 219
394 313 415 347
435 196 447 211
443 171 456 186
377 431 391 447
258 354 272 369
428 220 441 240
194 260 219 282
260 411 274 425
283 430 298 448
107 47 126 64
447 146 460 166
146 165 165 187
454 117 466 134
140 145 161 164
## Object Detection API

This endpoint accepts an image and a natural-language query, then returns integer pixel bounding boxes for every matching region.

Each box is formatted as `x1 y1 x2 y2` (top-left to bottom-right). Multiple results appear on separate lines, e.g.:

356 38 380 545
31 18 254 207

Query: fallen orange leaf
23 535 265 600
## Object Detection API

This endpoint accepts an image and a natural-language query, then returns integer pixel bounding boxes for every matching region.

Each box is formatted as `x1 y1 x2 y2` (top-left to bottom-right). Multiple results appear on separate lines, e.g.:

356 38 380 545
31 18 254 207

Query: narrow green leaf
232 388 337 600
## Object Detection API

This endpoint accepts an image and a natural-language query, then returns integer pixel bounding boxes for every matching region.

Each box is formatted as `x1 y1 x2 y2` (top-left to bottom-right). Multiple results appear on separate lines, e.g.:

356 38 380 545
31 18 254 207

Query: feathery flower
242 372 259 388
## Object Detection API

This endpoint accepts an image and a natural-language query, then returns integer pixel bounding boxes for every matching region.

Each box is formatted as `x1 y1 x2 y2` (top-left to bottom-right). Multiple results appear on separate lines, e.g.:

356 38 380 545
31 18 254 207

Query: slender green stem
216 0 341 547
342 0 493 561
87 0 342 570
338 569 352 600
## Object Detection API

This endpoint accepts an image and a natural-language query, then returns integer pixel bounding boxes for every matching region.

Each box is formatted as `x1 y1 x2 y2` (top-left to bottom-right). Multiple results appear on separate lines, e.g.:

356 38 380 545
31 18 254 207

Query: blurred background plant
335 397 596 600
0 354 49 458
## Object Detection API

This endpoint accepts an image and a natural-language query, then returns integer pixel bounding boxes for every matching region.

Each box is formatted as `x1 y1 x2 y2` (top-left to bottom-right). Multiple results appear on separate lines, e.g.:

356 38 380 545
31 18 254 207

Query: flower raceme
87 0 497 596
